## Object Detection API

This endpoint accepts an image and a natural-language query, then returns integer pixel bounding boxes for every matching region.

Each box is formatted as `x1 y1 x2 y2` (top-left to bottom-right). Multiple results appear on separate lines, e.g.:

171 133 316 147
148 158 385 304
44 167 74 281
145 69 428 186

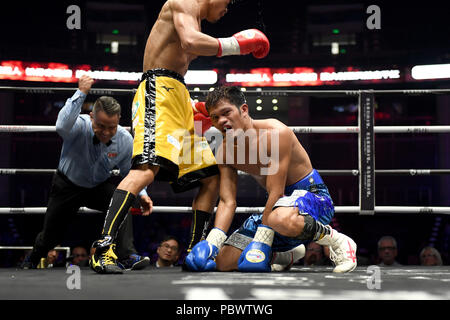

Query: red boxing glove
192 101 212 135
193 101 209 116
129 207 142 215
217 29 270 59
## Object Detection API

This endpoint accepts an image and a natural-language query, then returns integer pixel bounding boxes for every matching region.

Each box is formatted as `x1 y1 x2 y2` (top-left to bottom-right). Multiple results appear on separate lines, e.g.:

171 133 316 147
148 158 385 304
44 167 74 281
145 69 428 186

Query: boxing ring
0 266 449 301
1 86 450 215
0 85 449 301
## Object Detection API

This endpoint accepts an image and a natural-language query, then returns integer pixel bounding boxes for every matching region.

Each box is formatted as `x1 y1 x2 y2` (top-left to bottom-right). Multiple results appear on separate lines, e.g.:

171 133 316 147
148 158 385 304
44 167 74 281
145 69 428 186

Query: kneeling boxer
185 86 357 273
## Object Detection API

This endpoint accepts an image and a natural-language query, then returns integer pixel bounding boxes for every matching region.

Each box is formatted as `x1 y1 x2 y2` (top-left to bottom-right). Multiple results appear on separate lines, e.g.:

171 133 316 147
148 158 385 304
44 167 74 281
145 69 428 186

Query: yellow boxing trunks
131 68 219 192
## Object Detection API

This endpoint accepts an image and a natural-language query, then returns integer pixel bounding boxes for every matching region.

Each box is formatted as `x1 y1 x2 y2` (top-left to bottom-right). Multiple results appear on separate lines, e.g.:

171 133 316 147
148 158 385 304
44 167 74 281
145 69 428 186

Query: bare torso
222 119 313 190
142 1 198 75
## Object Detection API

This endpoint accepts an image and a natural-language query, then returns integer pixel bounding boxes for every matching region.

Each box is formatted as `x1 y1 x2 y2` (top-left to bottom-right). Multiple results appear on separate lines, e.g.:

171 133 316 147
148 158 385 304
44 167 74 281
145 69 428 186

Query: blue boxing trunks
224 169 335 252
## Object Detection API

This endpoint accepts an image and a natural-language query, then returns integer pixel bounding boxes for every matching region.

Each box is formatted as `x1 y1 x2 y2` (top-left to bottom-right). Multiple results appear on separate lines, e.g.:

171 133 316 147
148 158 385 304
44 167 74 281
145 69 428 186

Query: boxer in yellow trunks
131 68 217 190
90 0 270 274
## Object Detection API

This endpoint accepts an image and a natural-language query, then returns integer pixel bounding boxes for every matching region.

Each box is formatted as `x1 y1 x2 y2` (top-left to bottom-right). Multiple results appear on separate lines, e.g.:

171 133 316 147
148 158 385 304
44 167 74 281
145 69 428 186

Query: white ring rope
0 168 121 175
1 86 449 217
1 86 450 96
291 126 450 134
0 206 449 215
0 169 57 174
0 86 135 95
2 168 449 176
0 246 71 259
1 125 450 134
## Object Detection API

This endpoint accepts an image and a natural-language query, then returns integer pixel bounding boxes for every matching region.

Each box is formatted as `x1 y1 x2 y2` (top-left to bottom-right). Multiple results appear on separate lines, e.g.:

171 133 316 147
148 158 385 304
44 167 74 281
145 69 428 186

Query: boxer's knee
118 166 157 193
268 207 304 238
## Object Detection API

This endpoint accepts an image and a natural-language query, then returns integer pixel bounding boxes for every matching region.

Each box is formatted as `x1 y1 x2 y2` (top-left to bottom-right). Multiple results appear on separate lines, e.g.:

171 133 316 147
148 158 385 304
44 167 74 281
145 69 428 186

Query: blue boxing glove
185 241 218 271
185 228 227 271
238 224 274 272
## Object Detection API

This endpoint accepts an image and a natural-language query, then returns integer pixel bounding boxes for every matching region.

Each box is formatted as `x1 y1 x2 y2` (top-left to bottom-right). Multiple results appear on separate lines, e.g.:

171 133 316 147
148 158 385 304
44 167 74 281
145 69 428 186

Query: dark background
0 0 449 266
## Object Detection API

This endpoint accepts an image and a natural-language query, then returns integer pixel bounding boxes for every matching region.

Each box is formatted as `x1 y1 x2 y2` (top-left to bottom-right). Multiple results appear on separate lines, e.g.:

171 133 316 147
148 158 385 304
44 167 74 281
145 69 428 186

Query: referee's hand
78 75 94 95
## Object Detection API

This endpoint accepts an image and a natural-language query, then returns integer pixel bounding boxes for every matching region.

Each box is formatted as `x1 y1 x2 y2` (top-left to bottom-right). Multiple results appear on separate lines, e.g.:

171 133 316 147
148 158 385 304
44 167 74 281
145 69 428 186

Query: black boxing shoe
119 254 150 271
90 236 123 274
20 249 42 269
20 253 38 269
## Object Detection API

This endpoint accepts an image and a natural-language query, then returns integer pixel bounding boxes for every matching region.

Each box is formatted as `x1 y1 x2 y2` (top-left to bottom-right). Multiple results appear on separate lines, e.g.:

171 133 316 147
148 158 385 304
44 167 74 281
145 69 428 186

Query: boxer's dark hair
205 86 247 112
93 96 121 117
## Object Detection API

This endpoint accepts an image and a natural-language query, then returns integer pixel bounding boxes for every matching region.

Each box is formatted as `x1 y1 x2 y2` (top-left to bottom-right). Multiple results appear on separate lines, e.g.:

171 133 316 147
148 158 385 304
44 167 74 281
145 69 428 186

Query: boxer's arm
261 128 292 226
192 101 212 135
171 0 220 56
214 164 238 233
238 129 291 272
185 163 236 271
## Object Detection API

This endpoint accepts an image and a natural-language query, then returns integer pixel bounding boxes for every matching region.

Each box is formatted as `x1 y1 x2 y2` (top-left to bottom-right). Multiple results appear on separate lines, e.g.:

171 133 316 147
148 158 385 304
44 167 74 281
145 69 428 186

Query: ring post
358 90 375 215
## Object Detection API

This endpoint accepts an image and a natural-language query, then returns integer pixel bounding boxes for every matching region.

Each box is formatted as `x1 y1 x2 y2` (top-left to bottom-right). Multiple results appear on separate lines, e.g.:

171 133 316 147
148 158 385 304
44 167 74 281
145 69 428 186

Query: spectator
419 246 443 266
304 242 328 266
37 249 61 268
155 236 181 268
70 246 89 267
46 249 60 267
377 236 402 267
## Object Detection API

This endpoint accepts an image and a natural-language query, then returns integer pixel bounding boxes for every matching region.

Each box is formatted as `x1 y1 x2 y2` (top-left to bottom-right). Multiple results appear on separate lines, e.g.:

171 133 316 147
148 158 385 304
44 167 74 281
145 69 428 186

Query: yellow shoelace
102 245 118 265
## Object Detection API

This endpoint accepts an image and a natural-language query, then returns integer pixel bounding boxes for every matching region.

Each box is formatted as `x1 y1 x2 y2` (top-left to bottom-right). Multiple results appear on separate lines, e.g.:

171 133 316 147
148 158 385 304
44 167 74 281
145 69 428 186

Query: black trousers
29 171 136 263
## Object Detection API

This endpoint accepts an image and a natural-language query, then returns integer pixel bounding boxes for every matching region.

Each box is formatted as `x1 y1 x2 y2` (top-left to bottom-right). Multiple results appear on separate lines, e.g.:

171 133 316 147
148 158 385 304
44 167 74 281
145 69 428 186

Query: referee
22 75 152 272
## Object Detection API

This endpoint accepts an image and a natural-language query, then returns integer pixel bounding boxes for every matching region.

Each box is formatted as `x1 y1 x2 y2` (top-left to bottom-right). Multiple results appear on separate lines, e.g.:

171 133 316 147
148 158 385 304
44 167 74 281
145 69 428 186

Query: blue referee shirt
56 89 139 192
